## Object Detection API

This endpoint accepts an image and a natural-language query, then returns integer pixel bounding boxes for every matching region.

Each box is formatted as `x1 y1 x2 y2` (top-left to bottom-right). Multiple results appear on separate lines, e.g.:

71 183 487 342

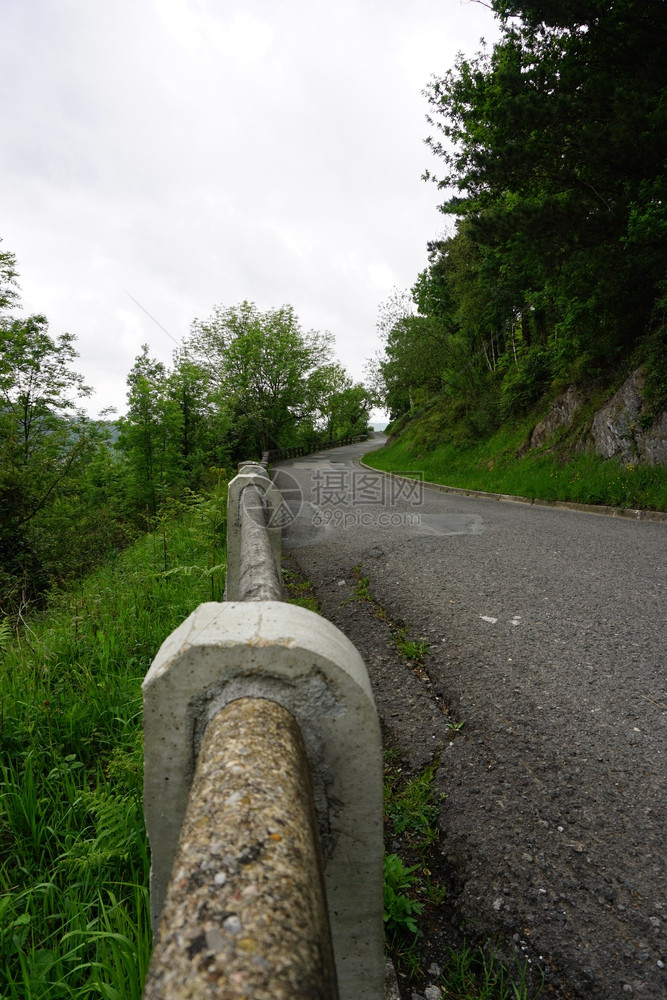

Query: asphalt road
273 435 666 1000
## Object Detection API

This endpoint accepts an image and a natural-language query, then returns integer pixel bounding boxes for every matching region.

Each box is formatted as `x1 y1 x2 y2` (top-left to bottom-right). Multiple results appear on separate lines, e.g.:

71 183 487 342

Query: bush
500 346 553 416
642 320 667 418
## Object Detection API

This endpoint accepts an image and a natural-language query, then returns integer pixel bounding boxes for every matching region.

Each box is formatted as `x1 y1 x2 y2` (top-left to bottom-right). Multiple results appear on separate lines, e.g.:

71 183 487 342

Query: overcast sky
1 0 499 418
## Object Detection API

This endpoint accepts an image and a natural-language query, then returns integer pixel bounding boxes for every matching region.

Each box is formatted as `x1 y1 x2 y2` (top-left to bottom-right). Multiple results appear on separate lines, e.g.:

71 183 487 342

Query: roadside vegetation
0 508 222 999
282 562 321 613
0 245 371 624
0 241 370 998
367 1 667 510
383 751 540 999
364 413 667 512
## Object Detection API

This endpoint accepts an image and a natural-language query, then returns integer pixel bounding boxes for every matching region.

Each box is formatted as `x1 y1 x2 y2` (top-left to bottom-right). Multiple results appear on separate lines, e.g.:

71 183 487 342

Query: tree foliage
0 313 101 609
373 0 667 429
0 244 368 614
111 300 369 540
0 240 20 313
185 300 369 453
187 301 334 452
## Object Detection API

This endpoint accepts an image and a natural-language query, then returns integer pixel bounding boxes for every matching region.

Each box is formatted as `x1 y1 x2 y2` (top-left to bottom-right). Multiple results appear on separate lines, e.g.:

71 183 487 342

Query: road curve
273 435 666 1000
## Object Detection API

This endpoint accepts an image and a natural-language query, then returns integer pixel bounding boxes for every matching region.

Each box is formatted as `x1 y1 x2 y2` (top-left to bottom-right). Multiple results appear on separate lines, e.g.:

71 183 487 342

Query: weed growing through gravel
349 564 432 672
0 507 225 999
438 942 539 1000
393 625 430 665
382 753 446 980
447 719 465 733
282 563 320 612
384 757 443 849
383 854 424 936
353 566 372 601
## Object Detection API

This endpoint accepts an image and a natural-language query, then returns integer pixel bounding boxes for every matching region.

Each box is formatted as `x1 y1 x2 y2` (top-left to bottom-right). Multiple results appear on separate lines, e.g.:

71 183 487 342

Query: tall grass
0 488 226 999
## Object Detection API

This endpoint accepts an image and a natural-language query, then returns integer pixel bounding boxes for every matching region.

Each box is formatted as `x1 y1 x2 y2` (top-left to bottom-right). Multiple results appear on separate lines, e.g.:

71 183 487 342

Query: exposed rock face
590 368 667 464
525 369 667 464
642 409 667 463
527 386 582 449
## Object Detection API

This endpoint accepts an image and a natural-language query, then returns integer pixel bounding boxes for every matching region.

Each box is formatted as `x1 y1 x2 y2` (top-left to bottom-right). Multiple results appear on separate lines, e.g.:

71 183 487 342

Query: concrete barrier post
142 601 384 1000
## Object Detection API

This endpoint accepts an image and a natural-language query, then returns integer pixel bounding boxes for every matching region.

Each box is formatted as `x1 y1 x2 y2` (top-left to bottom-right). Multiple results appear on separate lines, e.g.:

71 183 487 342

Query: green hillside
368 1 667 511
365 388 667 512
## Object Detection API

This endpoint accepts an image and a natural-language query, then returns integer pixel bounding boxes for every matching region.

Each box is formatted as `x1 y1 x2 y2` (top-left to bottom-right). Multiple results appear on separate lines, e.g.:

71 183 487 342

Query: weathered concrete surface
143 697 338 1000
238 485 283 601
142 600 384 1000
226 465 283 600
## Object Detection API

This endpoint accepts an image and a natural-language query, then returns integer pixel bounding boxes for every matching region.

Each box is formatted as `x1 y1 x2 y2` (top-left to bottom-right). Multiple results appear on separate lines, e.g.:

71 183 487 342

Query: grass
348 565 431 670
0 500 226 999
282 564 320 612
393 625 430 666
438 943 539 1000
384 757 443 850
352 567 373 602
364 422 667 512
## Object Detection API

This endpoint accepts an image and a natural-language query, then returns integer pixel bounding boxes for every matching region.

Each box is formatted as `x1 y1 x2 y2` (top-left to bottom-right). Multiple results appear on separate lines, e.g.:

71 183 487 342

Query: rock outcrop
526 386 582 450
526 368 667 464
590 369 667 464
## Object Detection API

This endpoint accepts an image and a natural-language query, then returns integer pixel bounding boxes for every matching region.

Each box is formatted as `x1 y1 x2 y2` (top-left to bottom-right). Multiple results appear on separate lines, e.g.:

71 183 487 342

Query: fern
0 616 11 652
159 562 226 579
61 789 143 876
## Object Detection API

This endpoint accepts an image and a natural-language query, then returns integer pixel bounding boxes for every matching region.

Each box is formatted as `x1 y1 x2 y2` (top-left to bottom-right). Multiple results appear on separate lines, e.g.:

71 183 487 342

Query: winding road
274 435 666 1000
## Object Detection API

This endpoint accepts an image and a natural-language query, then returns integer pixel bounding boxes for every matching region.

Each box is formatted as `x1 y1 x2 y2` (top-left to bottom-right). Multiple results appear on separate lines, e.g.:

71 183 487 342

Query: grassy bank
365 422 667 512
0 491 226 999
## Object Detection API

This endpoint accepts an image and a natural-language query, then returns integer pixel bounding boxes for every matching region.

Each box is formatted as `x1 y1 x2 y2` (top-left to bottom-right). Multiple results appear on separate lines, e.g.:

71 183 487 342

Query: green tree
117 343 235 515
326 382 371 439
167 348 231 485
414 235 496 410
423 1 667 370
0 239 20 313
307 363 371 441
187 301 335 455
116 345 176 517
372 0 667 435
0 314 96 609
371 286 463 420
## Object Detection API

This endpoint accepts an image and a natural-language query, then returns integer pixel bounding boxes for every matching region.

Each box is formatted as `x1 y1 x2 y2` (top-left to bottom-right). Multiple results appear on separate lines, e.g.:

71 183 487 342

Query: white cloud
1 0 499 416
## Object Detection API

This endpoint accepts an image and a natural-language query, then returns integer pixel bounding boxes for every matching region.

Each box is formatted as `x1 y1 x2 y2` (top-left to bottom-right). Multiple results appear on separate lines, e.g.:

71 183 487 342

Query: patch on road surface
415 513 485 536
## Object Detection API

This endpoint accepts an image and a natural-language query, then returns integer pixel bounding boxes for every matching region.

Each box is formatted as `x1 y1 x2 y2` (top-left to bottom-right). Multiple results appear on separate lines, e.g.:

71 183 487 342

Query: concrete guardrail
142 457 384 999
